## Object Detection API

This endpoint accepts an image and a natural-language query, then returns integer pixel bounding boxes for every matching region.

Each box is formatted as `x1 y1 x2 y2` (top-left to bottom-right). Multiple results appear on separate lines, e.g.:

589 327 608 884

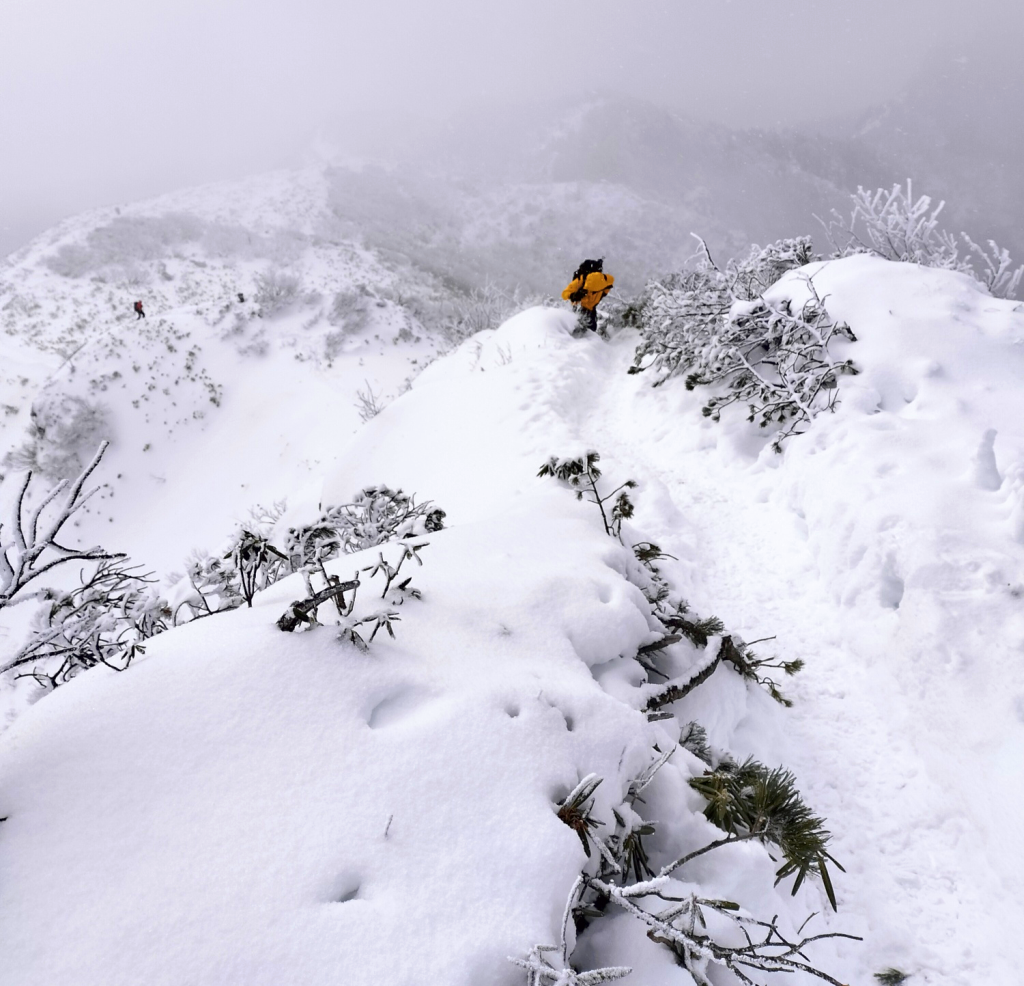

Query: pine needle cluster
538 452 636 541
688 757 844 910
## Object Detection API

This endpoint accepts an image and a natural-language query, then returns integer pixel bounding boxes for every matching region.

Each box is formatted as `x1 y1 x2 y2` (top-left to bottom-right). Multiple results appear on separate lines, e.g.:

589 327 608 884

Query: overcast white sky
1 0 1018 255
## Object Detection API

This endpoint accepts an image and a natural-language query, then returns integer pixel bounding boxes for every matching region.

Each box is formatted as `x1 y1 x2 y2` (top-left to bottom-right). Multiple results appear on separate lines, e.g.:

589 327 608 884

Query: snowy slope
0 168 454 577
3 234 1024 986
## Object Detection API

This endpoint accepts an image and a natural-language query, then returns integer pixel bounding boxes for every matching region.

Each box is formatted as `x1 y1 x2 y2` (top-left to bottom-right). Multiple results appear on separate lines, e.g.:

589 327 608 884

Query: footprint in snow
366 686 433 729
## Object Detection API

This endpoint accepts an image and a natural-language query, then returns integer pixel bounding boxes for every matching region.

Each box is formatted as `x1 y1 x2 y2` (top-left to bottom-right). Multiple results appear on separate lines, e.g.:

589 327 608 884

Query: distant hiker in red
562 258 614 336
133 301 145 320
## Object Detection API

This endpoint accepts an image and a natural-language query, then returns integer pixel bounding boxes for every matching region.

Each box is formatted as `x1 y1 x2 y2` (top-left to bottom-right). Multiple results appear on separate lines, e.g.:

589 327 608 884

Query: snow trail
548 317 1021 985
4 257 1024 986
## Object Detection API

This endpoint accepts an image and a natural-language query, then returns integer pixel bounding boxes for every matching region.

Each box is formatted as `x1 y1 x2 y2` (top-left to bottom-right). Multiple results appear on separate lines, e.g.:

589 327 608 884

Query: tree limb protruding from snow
0 441 124 612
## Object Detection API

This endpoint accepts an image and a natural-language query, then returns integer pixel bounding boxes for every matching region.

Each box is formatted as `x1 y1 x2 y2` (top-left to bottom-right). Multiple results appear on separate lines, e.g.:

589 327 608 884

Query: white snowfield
1 252 1023 986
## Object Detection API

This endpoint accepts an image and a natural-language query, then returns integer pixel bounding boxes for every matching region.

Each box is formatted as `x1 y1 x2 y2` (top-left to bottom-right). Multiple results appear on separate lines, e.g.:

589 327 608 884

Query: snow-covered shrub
169 504 289 621
44 213 206 277
354 382 386 422
328 288 373 334
4 391 111 480
0 444 170 689
630 239 858 450
171 549 245 623
253 269 302 316
284 487 445 566
510 488 849 985
542 751 852 984
321 289 375 361
433 284 548 348
3 562 169 690
277 539 427 641
825 181 1024 299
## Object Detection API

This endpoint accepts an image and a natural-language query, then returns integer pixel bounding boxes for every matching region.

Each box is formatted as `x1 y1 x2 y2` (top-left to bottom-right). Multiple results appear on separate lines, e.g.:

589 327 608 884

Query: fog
2 0 1021 257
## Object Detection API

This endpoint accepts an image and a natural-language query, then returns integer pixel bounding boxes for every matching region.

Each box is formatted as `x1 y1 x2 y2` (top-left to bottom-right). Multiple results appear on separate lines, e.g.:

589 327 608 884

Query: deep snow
2 192 1024 986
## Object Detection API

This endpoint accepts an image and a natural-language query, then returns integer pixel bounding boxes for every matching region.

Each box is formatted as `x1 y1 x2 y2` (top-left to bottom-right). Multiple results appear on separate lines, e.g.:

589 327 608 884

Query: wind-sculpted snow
0 505 666 986
2 233 1024 986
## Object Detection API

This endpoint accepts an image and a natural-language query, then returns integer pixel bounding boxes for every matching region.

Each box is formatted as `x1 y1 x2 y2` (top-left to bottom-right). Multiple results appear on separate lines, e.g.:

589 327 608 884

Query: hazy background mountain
314 41 1024 297
4 0 1022 279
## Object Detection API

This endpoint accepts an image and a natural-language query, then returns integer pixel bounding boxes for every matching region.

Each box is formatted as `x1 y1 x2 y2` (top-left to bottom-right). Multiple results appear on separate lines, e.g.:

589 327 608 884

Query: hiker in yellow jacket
562 258 614 336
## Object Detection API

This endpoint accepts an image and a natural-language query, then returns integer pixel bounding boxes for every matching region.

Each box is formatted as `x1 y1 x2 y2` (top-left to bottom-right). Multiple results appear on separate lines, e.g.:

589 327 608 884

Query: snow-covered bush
253 269 302 316
3 562 169 690
540 751 853 985
0 443 167 689
277 539 427 641
629 239 858 450
824 181 1023 299
428 284 548 348
167 489 445 630
4 481 446 690
4 391 111 480
514 475 849 984
328 288 373 334
44 214 206 277
284 486 445 566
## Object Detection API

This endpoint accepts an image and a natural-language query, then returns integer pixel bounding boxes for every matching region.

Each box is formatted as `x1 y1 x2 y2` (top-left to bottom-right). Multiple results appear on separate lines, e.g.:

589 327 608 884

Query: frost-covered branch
0 441 125 611
822 181 1023 299
629 241 858 450
2 559 168 689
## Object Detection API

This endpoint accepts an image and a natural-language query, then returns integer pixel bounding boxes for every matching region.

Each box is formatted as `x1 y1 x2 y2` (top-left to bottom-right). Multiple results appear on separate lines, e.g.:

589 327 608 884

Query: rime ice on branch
0 441 124 612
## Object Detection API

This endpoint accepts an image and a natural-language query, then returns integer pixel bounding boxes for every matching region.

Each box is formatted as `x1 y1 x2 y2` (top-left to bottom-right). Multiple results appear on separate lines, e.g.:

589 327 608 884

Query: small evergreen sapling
538 452 636 541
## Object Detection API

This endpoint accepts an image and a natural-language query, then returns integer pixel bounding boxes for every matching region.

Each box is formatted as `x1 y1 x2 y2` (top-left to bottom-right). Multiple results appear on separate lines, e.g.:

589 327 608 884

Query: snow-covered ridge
0 168 459 580
3 256 1024 985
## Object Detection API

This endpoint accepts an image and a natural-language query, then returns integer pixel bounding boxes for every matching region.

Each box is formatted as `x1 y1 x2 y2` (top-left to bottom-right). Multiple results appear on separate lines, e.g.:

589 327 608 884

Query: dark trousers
576 307 597 334
135 310 145 319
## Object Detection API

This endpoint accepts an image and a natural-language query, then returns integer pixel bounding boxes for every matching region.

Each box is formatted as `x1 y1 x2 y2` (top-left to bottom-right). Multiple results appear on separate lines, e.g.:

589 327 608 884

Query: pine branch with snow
538 452 636 541
683 757 844 910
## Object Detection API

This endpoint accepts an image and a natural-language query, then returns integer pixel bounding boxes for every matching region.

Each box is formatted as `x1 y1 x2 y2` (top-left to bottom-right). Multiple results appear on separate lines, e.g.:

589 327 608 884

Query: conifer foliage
686 757 844 910
521 450 854 986
538 452 635 541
